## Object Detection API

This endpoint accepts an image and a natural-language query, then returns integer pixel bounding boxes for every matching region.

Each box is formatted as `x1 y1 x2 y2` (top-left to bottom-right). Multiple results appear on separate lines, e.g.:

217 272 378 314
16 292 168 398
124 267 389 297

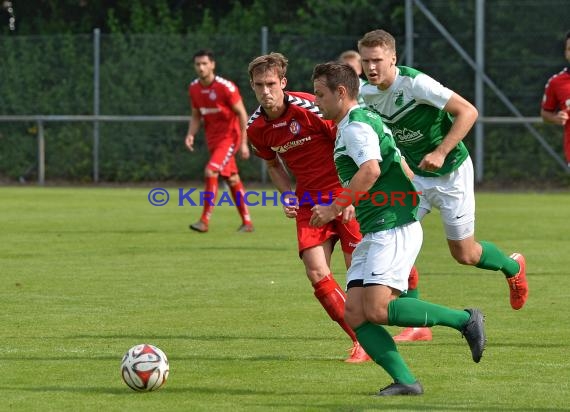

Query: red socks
229 180 252 225
200 176 218 224
313 274 357 342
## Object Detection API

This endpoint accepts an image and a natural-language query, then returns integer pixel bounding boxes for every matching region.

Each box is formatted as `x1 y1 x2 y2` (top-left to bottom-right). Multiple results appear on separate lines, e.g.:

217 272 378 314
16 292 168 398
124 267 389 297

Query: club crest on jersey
394 90 404 107
289 120 301 135
209 90 217 100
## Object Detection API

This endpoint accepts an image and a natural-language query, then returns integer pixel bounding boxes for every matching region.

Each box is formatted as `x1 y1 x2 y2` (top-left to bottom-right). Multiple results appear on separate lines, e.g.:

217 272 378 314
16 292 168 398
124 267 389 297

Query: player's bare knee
306 269 327 284
364 306 388 325
204 168 218 178
345 306 364 330
451 249 479 265
226 174 240 186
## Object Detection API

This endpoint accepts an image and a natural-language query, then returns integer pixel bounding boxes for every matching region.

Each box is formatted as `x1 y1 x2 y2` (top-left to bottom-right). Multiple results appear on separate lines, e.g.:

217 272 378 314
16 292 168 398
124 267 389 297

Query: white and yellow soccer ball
120 344 169 392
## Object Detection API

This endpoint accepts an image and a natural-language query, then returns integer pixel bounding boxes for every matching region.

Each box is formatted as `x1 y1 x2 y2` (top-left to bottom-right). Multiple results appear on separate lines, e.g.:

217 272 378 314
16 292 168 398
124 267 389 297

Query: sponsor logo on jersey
393 127 422 143
271 136 312 153
199 107 222 115
272 121 287 128
289 120 301 135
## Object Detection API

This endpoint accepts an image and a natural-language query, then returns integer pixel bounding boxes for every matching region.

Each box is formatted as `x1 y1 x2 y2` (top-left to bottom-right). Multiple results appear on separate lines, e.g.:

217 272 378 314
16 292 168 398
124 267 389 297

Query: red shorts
206 140 238 177
296 206 362 258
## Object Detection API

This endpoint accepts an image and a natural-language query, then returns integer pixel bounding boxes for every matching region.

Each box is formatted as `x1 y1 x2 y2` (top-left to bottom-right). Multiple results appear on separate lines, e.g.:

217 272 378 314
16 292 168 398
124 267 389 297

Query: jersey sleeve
226 81 243 107
247 126 276 161
344 122 382 167
541 78 559 111
412 73 454 110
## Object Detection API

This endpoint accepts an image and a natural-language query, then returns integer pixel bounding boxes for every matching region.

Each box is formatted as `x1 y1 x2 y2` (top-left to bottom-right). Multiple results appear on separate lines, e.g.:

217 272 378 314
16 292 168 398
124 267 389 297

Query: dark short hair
193 49 215 62
311 61 360 100
566 31 570 41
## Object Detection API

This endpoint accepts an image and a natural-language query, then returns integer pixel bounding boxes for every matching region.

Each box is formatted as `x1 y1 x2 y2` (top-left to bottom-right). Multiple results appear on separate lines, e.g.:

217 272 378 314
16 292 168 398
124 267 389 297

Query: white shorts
346 221 423 293
413 156 475 241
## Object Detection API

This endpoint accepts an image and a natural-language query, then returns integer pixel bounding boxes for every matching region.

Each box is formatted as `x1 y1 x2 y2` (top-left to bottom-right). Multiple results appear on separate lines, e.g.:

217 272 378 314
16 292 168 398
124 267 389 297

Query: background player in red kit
185 49 254 233
541 30 570 168
246 52 369 362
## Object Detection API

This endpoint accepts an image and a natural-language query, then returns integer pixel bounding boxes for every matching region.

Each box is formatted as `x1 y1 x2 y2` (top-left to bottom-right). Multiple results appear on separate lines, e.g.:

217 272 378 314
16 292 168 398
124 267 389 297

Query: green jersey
334 106 418 234
360 66 469 177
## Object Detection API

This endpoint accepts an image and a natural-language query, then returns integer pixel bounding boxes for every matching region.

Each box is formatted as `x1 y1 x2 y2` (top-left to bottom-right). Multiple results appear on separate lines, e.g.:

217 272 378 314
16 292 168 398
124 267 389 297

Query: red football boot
507 253 528 310
345 341 371 363
393 327 432 342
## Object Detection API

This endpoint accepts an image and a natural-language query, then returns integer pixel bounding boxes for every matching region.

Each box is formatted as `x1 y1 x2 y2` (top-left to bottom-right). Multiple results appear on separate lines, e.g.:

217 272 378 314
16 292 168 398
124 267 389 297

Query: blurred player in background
541 30 570 168
246 52 369 362
339 50 366 108
310 61 486 396
341 48 430 342
358 29 528 311
185 49 254 233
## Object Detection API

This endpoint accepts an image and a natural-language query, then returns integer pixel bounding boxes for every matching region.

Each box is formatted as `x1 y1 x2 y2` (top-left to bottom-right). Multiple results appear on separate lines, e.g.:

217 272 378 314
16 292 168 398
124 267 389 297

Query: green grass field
1 187 569 411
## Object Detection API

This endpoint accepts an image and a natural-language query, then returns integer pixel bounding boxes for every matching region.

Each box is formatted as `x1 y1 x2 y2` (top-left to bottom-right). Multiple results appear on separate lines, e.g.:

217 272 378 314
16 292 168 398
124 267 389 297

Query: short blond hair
358 29 396 53
339 50 361 62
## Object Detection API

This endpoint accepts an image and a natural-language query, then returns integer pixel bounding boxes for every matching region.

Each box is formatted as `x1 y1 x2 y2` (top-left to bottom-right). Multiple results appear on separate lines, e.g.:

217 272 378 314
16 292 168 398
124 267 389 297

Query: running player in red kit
246 52 369 362
185 49 254 233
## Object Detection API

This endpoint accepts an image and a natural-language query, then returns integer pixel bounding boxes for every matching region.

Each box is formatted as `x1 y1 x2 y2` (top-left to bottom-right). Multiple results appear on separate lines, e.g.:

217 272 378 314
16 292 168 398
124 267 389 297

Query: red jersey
542 67 570 140
188 75 242 149
247 92 341 203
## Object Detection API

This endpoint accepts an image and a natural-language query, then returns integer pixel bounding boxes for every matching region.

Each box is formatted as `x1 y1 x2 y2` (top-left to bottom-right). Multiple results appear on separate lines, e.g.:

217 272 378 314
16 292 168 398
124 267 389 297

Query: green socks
356 299 472 385
355 322 416 384
388 298 470 331
476 240 520 277
400 287 419 299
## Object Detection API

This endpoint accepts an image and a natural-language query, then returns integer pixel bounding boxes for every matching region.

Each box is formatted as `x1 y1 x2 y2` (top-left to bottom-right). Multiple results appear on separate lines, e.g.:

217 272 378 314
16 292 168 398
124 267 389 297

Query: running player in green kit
358 29 528 311
309 61 486 396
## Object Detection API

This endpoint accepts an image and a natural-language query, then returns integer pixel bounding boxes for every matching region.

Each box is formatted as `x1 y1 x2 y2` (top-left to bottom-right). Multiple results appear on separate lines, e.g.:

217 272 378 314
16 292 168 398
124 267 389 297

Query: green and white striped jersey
334 106 418 234
360 66 469 177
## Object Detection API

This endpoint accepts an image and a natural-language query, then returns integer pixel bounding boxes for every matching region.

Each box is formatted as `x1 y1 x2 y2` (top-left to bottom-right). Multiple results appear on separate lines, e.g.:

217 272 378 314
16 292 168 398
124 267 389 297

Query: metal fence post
474 0 485 183
37 119 45 185
405 0 414 66
93 28 100 183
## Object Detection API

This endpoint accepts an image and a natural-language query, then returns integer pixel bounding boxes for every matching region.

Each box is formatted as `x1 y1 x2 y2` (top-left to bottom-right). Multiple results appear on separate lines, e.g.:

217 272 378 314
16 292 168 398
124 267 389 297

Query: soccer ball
120 344 169 392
